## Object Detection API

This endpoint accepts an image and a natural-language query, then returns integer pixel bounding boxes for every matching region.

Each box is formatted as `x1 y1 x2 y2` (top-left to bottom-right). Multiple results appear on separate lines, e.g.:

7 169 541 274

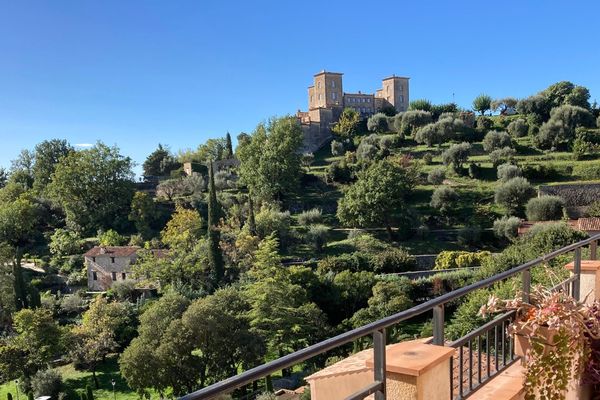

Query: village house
84 246 139 291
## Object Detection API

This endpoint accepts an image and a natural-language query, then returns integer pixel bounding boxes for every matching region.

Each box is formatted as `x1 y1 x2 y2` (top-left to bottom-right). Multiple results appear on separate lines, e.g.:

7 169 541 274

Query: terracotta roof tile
578 217 600 231
84 246 140 257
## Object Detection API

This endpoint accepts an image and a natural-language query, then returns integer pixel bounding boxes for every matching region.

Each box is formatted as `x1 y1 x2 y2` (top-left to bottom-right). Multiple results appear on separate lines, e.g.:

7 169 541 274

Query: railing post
591 240 598 260
573 248 582 301
433 304 445 346
373 328 386 400
522 268 531 303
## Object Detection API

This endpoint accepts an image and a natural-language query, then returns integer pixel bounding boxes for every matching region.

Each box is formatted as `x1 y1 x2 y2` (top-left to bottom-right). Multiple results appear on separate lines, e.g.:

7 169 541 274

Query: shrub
325 160 353 183
507 118 528 137
468 163 482 179
414 124 438 147
572 163 600 180
476 116 493 131
379 135 396 150
457 226 482 246
331 140 345 156
317 253 370 274
422 153 433 165
367 113 389 132
427 168 446 185
31 369 62 398
306 224 329 253
370 248 417 273
493 216 521 240
344 151 357 164
494 177 536 216
587 201 600 217
98 229 126 246
489 147 517 167
430 186 459 216
356 141 379 162
525 196 565 221
255 205 291 244
434 251 492 270
522 163 564 181
482 131 512 152
297 208 322 226
109 279 137 301
442 142 471 172
400 110 433 136
496 163 522 182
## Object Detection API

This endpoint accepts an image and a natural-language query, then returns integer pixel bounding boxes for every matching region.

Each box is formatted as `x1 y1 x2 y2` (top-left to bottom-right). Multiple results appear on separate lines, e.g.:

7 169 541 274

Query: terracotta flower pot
514 325 557 363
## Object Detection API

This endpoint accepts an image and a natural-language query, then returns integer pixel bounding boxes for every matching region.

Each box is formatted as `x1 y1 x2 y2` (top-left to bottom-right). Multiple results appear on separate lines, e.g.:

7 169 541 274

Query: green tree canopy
472 94 492 115
32 139 73 192
337 158 419 239
48 142 135 234
238 116 303 201
331 108 361 138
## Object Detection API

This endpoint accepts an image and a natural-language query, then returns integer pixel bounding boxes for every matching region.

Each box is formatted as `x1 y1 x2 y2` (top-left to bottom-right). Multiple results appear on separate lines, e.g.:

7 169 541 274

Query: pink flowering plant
479 285 600 400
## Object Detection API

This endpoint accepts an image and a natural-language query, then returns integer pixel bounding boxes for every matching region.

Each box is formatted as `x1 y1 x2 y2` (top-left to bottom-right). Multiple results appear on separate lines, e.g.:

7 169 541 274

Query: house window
92 271 97 281
111 257 115 263
92 257 96 262
111 272 117 281
122 272 127 280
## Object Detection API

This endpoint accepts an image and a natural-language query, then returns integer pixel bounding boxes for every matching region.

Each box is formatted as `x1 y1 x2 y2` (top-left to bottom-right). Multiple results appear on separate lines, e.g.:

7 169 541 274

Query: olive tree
525 196 565 221
507 119 528 137
494 177 536 216
442 142 471 172
473 94 492 115
482 131 512 153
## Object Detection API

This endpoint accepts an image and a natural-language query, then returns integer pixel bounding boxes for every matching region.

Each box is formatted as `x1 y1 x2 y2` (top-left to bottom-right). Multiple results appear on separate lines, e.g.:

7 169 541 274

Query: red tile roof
84 246 140 257
578 217 600 231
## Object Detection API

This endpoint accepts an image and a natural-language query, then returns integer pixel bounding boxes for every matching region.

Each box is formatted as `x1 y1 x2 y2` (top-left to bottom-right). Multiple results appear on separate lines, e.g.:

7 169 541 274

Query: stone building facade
84 246 142 291
298 70 410 152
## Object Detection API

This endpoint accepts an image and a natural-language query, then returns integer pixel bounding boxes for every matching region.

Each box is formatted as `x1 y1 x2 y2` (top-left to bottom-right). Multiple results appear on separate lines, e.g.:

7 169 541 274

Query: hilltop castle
297 70 410 152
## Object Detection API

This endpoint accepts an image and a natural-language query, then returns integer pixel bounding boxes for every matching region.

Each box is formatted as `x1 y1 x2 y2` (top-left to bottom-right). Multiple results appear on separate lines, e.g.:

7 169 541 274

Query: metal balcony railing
180 233 600 400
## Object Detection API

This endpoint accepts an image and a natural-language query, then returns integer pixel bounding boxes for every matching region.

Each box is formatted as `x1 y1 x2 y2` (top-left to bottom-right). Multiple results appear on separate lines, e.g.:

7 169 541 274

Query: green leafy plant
480 285 600 400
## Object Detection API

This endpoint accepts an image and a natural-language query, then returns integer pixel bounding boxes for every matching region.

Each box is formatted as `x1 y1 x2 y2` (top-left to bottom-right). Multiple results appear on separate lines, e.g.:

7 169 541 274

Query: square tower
308 71 343 110
379 76 410 112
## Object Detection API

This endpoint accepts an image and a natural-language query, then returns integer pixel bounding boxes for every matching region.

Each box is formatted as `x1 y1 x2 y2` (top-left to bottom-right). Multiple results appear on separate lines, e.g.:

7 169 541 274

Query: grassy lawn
0 357 151 400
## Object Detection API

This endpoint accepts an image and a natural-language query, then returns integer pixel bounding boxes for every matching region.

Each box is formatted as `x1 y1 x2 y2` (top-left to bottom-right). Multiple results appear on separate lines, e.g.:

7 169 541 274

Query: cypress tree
247 195 256 236
13 261 28 310
27 393 34 400
225 132 234 159
207 163 224 286
86 385 94 400
7 393 13 400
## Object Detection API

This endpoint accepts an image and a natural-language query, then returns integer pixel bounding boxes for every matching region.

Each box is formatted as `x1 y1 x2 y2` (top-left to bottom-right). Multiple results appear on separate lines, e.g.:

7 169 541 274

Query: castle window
317 82 321 89
367 98 371 103
111 272 117 281
332 92 336 100
318 94 322 101
310 95 314 102
400 95 404 103
92 271 97 281
331 81 335 88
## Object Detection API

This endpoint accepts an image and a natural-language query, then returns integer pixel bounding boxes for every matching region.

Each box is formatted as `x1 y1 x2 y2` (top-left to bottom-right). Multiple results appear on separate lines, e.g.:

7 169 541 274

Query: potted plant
479 285 600 399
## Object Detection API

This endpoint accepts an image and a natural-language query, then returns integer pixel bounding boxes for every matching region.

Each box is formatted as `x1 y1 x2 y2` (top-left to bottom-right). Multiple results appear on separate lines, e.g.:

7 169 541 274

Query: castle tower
308 71 343 110
378 75 410 112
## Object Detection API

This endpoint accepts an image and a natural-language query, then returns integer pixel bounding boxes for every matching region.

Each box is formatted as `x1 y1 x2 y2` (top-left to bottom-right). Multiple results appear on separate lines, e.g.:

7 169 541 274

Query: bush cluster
434 251 492 270
525 196 565 221
427 168 446 185
482 131 512 153
493 216 521 240
497 163 522 182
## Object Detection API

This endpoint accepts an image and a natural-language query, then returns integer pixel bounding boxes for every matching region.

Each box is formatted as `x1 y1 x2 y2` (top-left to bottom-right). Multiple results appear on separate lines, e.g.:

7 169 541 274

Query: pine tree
207 163 224 287
247 195 256 235
225 132 234 159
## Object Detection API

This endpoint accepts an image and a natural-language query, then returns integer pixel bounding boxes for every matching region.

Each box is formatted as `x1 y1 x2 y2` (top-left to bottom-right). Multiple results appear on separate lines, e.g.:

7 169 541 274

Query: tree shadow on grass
62 357 135 400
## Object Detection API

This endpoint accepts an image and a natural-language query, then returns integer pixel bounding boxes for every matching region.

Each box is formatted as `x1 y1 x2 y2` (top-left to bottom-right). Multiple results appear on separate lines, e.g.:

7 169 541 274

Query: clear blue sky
1 0 599 174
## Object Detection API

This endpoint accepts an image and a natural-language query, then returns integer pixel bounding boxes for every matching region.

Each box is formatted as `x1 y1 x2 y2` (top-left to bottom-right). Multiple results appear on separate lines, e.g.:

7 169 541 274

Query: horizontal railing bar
449 310 516 348
181 233 600 400
343 381 384 400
